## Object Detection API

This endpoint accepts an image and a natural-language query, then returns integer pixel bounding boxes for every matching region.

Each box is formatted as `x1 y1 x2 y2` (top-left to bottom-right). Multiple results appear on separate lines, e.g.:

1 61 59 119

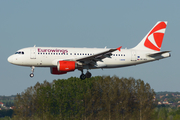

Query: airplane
7 21 171 80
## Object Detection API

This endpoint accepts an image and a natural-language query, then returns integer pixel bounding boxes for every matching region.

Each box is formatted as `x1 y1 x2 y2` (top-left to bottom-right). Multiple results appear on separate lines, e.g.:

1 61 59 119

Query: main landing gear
80 70 92 80
30 66 35 78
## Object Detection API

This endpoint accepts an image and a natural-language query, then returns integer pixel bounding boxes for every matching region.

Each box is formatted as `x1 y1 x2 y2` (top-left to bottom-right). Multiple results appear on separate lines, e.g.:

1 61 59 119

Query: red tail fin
133 21 167 51
144 22 167 51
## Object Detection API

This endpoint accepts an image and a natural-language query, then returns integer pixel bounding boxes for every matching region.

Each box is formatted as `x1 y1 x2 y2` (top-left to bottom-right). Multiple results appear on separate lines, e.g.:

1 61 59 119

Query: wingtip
116 46 122 51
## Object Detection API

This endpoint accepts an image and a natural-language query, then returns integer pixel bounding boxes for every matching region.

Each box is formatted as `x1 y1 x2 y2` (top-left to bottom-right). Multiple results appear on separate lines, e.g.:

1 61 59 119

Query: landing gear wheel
30 66 35 78
86 71 92 78
30 73 34 78
80 74 86 80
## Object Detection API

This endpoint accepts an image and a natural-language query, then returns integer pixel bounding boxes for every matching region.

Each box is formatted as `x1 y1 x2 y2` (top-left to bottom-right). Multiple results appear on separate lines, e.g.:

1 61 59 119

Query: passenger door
30 48 36 59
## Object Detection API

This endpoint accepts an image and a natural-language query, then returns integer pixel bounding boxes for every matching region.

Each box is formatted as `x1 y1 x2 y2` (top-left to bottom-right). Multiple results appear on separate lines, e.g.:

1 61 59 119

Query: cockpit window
15 51 24 55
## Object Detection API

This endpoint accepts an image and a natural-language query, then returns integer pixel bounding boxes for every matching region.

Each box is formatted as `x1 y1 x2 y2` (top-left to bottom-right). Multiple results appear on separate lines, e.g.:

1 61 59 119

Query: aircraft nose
7 56 13 63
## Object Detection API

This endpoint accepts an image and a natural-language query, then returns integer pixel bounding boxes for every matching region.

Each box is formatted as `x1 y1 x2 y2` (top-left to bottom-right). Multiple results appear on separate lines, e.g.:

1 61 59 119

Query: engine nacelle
50 67 67 75
57 61 76 72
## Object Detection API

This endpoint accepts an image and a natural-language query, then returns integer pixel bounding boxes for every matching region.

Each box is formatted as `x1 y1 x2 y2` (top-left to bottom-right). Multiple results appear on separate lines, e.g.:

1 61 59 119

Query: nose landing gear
30 73 34 77
30 66 35 78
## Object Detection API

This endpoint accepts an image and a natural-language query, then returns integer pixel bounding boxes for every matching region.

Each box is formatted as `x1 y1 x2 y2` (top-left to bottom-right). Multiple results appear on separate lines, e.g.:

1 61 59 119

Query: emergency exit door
131 51 136 61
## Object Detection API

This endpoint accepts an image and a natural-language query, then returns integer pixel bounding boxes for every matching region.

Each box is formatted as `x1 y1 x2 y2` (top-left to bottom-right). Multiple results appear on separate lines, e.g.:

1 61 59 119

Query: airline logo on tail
144 22 167 51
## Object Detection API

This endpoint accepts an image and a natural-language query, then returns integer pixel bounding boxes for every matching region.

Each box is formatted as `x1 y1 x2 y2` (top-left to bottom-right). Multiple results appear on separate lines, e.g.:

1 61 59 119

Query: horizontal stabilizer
147 51 170 57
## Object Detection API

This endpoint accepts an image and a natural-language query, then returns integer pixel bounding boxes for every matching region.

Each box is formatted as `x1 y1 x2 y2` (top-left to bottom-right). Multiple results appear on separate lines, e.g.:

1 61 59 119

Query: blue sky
0 1 178 95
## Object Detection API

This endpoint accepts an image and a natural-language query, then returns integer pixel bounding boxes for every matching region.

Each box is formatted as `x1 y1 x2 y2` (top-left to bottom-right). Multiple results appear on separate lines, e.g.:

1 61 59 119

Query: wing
75 46 122 65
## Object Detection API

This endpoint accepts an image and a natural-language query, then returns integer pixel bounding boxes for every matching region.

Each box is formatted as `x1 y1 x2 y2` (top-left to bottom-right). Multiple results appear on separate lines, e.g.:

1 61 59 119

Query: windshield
15 51 24 54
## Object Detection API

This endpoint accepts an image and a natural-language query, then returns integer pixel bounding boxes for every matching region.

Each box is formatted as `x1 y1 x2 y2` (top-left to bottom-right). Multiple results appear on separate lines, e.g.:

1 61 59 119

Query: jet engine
57 61 76 72
50 67 67 75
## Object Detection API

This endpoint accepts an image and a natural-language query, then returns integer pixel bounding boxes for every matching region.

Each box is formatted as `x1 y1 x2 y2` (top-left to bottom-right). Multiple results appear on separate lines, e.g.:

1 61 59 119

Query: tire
30 73 34 78
80 74 86 80
86 71 92 78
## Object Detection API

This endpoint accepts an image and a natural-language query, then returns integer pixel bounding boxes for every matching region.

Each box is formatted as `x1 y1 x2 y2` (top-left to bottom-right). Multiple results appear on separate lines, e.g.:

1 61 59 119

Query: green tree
12 76 156 120
158 107 168 120
135 79 155 120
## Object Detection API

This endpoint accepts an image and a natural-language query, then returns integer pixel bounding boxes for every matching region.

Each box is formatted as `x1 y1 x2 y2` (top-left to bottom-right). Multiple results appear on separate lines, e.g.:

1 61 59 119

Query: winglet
116 46 122 51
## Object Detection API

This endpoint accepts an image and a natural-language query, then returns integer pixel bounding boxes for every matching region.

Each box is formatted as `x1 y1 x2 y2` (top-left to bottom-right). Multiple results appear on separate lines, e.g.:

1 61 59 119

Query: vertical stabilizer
133 21 167 51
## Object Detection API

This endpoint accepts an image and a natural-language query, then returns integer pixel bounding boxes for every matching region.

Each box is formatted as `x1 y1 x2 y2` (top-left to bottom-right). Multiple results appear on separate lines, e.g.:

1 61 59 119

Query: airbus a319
8 21 171 80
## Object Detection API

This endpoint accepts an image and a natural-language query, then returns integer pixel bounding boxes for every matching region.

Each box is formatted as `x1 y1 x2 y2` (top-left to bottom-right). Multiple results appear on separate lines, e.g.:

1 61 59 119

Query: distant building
168 102 173 105
160 95 164 99
158 102 162 105
0 102 4 107
9 106 14 109
163 101 169 104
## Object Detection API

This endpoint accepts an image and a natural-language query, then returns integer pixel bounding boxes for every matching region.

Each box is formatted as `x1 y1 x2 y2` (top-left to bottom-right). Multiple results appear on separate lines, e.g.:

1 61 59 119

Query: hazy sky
0 1 178 95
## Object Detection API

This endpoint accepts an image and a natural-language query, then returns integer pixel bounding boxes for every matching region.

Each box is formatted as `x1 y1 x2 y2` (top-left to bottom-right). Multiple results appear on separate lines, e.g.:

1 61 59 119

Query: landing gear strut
80 70 92 80
30 66 35 78
80 70 86 80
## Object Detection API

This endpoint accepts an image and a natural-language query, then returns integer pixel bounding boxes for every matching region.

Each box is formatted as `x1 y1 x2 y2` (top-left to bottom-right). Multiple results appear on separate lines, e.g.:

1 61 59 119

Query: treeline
0 96 15 100
2 108 180 120
12 76 155 120
153 107 180 120
156 92 180 95
0 110 13 118
0 96 15 107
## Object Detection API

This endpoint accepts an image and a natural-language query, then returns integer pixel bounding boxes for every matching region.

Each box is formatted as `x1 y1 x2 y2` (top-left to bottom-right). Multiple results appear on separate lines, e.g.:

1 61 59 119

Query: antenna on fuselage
34 45 36 47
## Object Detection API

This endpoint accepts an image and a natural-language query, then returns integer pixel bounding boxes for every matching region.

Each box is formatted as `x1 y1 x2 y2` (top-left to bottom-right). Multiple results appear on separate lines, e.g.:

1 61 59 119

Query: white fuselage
7 21 171 79
7 47 170 69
